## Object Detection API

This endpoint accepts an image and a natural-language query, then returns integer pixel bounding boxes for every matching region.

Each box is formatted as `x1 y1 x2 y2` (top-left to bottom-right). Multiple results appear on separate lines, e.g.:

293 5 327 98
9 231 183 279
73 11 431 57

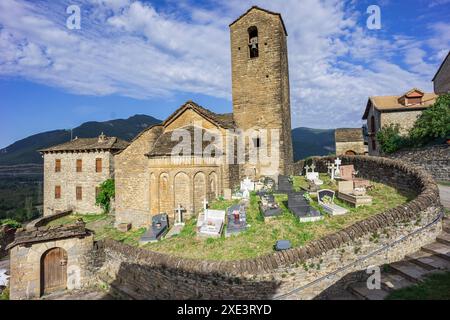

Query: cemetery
43 158 412 261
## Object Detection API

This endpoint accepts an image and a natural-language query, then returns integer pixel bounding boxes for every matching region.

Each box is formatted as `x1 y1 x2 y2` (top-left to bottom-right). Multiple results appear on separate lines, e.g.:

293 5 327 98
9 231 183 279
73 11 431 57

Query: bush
0 219 22 229
409 94 450 146
95 179 115 213
376 124 407 154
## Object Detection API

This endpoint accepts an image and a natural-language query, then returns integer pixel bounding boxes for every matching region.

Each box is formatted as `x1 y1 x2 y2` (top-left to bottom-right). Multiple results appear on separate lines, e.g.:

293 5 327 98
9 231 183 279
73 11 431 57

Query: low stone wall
88 156 443 299
387 144 449 182
26 210 72 229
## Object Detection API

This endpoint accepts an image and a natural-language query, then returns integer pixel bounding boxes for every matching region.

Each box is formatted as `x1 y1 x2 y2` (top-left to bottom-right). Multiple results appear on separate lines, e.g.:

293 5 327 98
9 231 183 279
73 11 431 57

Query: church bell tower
229 6 293 178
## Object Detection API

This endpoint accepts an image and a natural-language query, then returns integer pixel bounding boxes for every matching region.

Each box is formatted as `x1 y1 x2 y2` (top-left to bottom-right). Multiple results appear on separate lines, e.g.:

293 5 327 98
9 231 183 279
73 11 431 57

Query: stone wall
433 55 450 94
43 151 115 215
387 144 449 182
335 141 366 156
87 156 444 299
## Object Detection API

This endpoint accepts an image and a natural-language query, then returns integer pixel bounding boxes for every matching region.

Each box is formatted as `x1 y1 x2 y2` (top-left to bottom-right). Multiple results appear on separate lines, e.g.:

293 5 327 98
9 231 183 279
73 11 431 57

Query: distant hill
0 115 335 165
292 127 335 161
0 115 162 165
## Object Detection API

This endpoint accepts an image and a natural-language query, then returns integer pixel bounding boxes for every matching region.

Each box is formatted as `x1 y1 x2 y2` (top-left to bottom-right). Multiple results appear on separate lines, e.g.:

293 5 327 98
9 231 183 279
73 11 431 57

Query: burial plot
197 209 226 237
225 204 247 237
139 213 169 244
288 192 323 222
276 175 292 193
259 194 282 218
317 189 348 216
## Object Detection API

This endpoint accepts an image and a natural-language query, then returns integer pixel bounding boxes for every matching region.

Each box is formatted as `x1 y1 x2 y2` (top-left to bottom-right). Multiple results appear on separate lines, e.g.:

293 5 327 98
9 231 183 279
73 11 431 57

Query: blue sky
0 0 449 148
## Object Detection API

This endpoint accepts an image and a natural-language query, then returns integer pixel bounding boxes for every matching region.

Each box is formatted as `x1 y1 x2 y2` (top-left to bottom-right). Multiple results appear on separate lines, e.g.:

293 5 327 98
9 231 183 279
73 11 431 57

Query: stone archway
174 172 190 220
159 173 171 215
40 247 67 296
208 172 218 201
150 173 158 214
193 172 206 215
345 150 357 155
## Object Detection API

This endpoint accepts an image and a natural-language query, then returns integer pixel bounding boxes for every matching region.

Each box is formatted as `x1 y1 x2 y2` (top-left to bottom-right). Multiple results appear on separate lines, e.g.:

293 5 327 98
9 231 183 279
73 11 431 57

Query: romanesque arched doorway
193 172 206 215
174 172 190 220
345 150 356 155
40 247 67 296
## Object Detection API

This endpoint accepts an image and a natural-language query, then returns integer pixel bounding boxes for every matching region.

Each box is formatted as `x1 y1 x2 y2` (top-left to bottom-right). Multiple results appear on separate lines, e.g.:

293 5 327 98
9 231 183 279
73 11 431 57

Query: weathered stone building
115 6 294 228
39 134 128 216
362 88 438 155
334 128 366 156
433 51 450 94
7 221 93 300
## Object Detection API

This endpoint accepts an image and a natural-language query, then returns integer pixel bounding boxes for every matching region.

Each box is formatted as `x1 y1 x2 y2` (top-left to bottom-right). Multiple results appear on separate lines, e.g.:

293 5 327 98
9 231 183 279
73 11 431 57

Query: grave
339 164 372 189
288 192 323 222
305 164 323 185
225 204 248 237
197 209 226 237
337 181 373 207
276 175 292 193
259 193 282 218
240 177 255 199
139 213 169 244
317 189 348 216
274 240 291 251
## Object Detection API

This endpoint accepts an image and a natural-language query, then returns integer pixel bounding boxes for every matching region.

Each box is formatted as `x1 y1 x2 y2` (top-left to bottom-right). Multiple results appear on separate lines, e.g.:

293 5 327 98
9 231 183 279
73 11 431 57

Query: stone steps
347 281 390 300
381 272 414 292
421 242 450 262
388 261 432 283
405 250 450 270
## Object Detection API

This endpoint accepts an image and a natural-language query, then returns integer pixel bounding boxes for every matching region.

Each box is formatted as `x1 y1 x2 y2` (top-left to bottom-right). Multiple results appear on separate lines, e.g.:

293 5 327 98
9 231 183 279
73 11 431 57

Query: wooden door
41 247 67 296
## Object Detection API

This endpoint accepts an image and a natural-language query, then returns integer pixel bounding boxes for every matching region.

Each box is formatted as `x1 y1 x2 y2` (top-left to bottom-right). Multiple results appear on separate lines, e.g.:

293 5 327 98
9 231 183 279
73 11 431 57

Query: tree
376 123 405 154
409 94 450 146
95 179 115 213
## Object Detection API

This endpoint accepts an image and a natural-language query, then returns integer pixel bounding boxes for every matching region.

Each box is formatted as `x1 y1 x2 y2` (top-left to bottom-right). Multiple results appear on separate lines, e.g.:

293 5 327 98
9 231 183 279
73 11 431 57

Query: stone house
115 6 293 229
39 134 128 216
433 51 450 94
7 221 93 299
362 88 438 155
334 128 367 156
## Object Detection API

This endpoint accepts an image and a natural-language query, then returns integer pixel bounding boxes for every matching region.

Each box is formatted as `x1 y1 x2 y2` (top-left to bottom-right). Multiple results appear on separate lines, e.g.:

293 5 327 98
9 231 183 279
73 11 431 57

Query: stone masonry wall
0 225 16 259
87 156 443 299
387 144 450 182
43 151 114 215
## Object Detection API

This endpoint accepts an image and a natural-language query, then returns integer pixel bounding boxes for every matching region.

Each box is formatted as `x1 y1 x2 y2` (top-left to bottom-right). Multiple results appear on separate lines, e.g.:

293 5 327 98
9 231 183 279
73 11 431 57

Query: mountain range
0 115 335 165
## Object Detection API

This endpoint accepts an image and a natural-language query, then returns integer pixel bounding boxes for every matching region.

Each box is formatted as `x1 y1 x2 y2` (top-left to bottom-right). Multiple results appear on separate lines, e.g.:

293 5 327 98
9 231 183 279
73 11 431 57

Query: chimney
98 132 107 143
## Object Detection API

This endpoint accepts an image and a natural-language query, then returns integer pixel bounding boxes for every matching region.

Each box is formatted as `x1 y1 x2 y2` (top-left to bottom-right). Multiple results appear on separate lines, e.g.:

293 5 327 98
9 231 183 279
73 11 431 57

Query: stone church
115 6 293 228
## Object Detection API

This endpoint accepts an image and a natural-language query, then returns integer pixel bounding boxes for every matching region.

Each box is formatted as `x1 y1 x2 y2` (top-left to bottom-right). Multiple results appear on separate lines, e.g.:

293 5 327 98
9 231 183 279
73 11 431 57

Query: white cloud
0 0 448 129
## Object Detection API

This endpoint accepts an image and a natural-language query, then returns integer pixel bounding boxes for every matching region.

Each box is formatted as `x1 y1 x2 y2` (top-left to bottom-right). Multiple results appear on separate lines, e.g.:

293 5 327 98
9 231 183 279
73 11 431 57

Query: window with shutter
76 186 82 200
76 159 82 172
95 158 102 173
55 159 61 172
55 186 61 199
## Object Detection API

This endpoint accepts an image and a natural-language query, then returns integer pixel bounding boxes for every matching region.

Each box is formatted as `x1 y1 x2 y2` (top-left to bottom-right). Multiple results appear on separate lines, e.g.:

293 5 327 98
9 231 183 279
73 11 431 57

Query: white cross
202 198 208 210
304 165 310 174
310 163 316 172
334 157 342 169
175 204 184 225
326 162 332 174
330 164 336 180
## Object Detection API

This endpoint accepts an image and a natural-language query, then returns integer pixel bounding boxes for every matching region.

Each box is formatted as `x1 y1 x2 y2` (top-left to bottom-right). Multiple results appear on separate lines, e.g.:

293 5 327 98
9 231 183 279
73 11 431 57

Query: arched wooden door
40 247 68 296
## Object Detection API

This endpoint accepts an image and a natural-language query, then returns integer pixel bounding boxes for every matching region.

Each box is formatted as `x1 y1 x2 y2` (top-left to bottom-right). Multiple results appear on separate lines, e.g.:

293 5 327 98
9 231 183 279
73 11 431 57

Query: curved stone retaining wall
88 156 443 300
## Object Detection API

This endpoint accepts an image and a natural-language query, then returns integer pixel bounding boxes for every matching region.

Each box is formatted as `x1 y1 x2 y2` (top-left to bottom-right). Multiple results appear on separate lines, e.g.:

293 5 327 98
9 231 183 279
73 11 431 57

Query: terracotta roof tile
39 135 129 153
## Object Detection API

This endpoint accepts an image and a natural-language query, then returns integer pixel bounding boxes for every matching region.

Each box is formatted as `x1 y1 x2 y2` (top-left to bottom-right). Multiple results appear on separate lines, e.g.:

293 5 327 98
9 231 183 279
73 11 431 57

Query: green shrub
0 218 22 228
376 123 407 154
95 179 115 213
409 94 450 146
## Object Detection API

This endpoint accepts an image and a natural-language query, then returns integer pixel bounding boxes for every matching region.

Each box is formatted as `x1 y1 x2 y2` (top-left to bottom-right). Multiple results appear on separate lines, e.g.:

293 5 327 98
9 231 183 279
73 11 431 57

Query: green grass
0 287 9 300
45 175 412 261
386 271 450 300
47 213 109 227
437 181 450 187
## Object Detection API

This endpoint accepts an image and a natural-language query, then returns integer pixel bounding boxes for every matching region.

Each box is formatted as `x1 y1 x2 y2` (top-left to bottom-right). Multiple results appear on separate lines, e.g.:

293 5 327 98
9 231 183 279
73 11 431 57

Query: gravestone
259 194 282 218
274 240 291 251
140 213 169 244
277 175 292 193
288 192 322 222
317 189 348 216
225 204 247 237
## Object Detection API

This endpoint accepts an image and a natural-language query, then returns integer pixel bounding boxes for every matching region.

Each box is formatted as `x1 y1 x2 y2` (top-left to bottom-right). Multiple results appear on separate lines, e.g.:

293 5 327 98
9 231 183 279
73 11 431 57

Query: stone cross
326 162 332 175
175 204 185 226
310 163 316 172
202 198 208 211
304 165 310 175
330 164 336 180
334 158 342 178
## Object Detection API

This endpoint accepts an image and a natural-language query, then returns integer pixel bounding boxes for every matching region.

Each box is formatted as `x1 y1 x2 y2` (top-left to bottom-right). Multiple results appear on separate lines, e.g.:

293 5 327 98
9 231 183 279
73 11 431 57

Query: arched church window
248 26 259 58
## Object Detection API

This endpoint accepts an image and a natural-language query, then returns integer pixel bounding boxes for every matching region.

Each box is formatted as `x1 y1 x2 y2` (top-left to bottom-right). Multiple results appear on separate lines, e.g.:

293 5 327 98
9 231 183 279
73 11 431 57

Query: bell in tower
248 26 259 58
